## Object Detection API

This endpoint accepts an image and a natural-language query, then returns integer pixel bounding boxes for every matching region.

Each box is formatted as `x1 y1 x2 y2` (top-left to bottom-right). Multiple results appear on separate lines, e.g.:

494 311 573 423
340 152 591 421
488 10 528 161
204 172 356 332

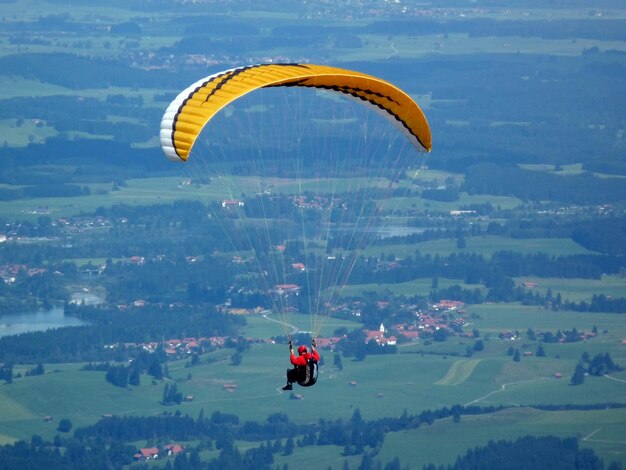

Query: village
101 297 472 359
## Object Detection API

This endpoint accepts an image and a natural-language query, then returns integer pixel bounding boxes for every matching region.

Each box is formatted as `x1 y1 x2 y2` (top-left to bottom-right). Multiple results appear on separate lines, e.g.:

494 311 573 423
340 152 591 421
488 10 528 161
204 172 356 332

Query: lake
0 307 87 338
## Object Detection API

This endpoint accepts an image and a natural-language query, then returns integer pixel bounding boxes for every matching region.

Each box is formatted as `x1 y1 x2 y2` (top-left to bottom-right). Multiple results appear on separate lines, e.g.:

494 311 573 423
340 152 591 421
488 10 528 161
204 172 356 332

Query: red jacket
290 349 320 366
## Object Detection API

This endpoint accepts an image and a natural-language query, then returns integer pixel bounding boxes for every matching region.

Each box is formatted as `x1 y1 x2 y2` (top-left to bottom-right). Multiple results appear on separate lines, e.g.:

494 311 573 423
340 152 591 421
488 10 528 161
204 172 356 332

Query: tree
333 353 343 370
162 383 182 405
456 236 466 249
191 354 200 366
473 340 484 352
571 362 586 385
433 328 448 342
536 344 546 357
148 360 163 379
283 436 294 456
0 364 13 384
231 352 242 366
513 349 521 362
129 368 140 386
57 418 72 433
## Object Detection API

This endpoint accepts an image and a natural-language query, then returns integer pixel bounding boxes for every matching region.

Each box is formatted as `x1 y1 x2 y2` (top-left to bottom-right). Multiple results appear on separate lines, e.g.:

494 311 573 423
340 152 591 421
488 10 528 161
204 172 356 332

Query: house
398 330 419 341
221 199 244 208
434 300 465 310
449 210 476 216
164 444 184 456
273 284 301 295
499 331 517 340
134 447 159 461
292 262 306 271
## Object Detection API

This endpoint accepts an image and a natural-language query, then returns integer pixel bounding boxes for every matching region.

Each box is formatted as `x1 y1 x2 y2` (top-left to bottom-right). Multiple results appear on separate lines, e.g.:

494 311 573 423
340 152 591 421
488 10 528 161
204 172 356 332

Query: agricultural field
0 304 624 465
362 235 596 260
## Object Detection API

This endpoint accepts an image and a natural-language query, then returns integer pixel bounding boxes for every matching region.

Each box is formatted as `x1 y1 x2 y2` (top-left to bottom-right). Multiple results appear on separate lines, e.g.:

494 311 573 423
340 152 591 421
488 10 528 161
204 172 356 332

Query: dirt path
262 313 299 335
582 428 601 441
464 377 552 407
604 374 626 384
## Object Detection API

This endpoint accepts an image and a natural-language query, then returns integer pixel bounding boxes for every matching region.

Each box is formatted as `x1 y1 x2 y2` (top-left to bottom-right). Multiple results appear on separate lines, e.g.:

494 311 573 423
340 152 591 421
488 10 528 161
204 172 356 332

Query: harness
297 358 318 387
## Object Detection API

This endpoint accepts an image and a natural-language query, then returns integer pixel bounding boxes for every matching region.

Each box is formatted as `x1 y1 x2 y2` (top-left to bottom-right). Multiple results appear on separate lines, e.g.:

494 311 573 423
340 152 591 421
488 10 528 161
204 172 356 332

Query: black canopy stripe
267 81 425 149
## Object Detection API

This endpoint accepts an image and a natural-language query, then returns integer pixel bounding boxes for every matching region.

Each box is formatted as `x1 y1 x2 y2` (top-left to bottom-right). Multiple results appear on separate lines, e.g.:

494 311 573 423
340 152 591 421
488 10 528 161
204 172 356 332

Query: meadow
0 307 624 466
362 235 595 260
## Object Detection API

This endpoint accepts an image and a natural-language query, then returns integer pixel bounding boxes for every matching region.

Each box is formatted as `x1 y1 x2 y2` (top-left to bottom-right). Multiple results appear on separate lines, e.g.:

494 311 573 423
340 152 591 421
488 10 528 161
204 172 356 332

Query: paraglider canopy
160 63 431 163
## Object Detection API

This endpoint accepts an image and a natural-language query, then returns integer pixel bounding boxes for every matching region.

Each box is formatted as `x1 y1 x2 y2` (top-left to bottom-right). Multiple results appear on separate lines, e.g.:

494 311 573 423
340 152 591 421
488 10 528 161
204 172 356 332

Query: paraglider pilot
282 339 320 390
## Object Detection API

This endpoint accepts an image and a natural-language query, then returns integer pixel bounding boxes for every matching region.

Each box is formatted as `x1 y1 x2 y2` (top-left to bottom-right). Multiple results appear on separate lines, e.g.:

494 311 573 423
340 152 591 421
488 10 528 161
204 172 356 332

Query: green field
0 306 624 465
339 277 485 298
361 235 595 260
515 275 626 303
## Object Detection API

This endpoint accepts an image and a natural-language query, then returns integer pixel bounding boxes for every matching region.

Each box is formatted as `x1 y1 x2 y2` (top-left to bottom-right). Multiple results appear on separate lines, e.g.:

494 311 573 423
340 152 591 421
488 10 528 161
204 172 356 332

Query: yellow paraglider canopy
160 63 431 162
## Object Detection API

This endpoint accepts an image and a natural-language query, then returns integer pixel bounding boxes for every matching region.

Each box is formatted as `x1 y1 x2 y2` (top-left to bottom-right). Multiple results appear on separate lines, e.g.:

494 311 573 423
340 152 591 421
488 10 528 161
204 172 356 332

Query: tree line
0 402 617 469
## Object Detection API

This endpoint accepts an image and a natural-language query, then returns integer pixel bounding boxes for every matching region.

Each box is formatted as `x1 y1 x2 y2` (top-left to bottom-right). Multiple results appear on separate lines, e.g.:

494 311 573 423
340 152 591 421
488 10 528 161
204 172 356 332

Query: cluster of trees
463 163 626 204
0 52 180 91
0 183 90 200
0 269 68 314
571 352 621 385
349 251 619 288
365 17 626 41
0 434 136 469
564 294 626 314
424 435 605 470
0 364 13 384
104 358 160 389
24 363 45 377
162 383 183 405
